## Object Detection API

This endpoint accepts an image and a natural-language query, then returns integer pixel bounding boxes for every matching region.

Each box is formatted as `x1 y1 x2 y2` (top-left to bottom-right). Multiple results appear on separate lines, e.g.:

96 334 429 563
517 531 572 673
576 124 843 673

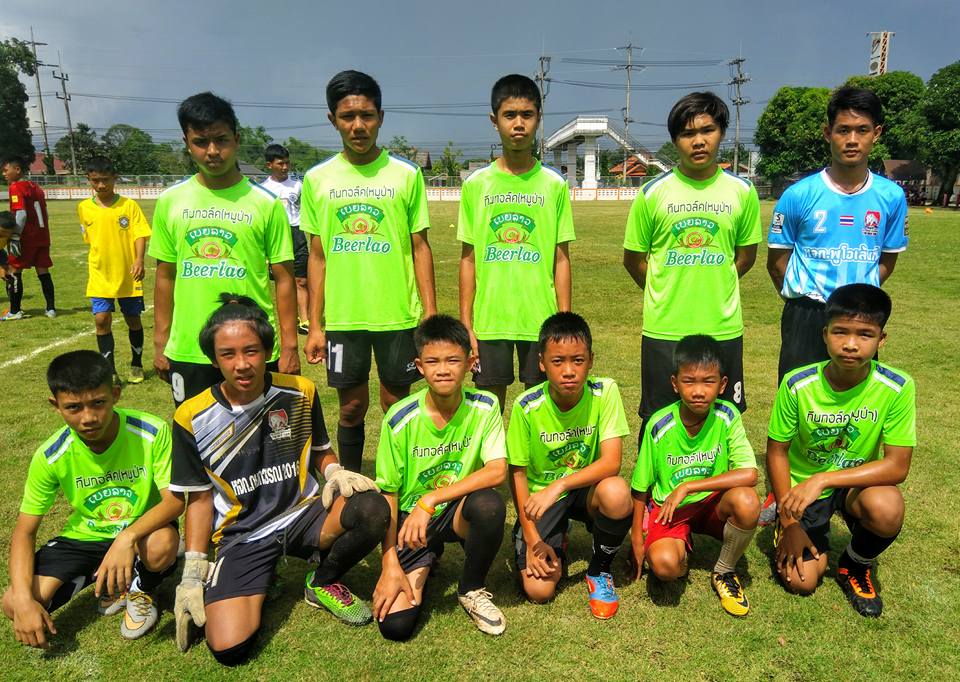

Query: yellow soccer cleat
712 571 750 617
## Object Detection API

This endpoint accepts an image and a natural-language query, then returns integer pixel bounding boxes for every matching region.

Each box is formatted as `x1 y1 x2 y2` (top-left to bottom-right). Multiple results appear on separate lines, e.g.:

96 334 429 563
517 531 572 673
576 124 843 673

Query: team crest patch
119 215 130 229
268 408 292 441
770 212 784 234
863 210 881 236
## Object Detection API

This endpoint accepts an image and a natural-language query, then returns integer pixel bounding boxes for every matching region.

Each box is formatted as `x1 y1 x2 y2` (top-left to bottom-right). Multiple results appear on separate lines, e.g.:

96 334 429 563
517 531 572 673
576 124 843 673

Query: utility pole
25 27 53 174
728 55 750 177
615 43 641 185
52 53 77 175
535 54 551 158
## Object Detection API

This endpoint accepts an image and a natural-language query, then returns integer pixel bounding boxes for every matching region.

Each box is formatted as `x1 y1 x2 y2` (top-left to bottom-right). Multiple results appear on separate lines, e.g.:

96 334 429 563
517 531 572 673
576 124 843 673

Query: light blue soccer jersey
768 170 908 301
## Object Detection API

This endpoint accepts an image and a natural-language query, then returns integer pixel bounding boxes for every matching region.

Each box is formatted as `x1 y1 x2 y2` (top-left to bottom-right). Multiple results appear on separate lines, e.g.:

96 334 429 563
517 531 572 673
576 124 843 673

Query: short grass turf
0 198 957 681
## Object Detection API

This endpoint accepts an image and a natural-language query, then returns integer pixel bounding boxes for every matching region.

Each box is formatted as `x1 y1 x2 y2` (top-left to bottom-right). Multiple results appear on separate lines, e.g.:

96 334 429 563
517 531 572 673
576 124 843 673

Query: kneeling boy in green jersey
768 283 915 618
508 312 631 619
373 315 508 640
3 351 181 647
630 335 760 617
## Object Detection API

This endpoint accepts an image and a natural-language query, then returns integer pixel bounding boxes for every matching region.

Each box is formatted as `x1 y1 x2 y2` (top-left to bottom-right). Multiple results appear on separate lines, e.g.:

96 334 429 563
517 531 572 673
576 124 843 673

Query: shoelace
321 582 354 605
848 567 876 596
717 572 743 598
467 589 500 618
591 574 616 600
127 592 154 618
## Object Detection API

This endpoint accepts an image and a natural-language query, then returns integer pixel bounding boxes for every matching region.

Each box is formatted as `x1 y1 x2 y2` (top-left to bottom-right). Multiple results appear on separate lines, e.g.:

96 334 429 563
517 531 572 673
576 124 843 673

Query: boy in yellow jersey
78 157 152 384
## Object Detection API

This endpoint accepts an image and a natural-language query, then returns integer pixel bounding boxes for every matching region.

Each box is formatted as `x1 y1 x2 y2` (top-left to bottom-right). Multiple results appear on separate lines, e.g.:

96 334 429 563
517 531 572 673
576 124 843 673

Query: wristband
416 498 436 515
324 462 343 480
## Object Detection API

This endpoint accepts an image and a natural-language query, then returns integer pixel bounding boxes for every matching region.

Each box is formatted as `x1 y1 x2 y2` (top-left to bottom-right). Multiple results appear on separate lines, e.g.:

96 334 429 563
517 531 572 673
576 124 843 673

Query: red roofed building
29 152 68 175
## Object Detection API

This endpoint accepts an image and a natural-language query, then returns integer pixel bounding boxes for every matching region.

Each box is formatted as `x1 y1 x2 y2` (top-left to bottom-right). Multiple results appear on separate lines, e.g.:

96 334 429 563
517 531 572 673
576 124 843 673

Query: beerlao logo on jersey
181 226 247 280
545 440 590 476
331 203 392 254
805 423 866 469
665 217 726 267
268 408 292 441
82 486 138 531
863 210 881 236
416 461 464 490
483 211 541 264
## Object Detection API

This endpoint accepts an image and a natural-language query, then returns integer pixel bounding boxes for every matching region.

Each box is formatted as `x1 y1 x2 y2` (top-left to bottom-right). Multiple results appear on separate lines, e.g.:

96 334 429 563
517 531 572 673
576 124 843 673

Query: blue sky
3 0 957 159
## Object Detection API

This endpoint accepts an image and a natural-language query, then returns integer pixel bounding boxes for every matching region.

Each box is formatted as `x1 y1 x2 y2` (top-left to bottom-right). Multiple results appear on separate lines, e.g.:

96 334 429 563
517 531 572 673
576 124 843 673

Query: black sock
310 492 389 586
37 272 55 310
128 327 145 367
337 423 365 473
587 511 632 576
378 605 421 641
458 488 505 595
841 522 899 567
209 632 257 667
8 272 23 313
97 333 116 371
130 557 176 593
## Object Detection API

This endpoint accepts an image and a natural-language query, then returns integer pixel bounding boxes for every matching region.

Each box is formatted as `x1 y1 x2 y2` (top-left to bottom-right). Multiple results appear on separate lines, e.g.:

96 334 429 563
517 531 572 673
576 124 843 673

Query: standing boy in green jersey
508 312 631 619
3 351 181 647
372 315 508 640
768 284 915 618
623 92 761 430
459 74 574 411
630 335 760 617
150 92 299 406
302 70 437 473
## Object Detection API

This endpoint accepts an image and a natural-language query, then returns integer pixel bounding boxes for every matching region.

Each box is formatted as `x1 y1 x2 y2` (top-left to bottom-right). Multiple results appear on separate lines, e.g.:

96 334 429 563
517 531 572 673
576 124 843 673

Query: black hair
264 144 289 163
414 314 471 356
0 210 14 230
1 156 25 171
326 70 382 113
825 283 892 328
47 350 114 396
667 92 729 141
177 92 239 135
85 155 116 175
538 312 592 354
827 86 884 128
490 74 542 114
198 293 275 362
672 334 725 375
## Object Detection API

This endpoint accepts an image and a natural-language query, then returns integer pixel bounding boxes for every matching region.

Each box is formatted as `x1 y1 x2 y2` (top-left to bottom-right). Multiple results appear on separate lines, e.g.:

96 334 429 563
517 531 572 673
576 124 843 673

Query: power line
728 54 751 176
24 27 53 167
561 57 726 67
52 53 77 174
548 79 727 91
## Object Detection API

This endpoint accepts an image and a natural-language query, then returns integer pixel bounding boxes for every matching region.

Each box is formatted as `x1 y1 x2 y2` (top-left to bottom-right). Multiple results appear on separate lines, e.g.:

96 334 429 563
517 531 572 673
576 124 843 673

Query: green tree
152 141 192 175
917 61 960 203
237 125 273 165
0 39 37 171
655 142 679 165
844 71 927 159
101 124 158 174
54 122 103 173
387 135 416 159
754 86 831 183
283 137 333 173
430 141 462 179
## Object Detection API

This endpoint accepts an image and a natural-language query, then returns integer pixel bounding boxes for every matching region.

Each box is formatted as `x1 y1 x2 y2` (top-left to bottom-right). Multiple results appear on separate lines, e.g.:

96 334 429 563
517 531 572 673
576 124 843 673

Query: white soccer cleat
457 588 505 636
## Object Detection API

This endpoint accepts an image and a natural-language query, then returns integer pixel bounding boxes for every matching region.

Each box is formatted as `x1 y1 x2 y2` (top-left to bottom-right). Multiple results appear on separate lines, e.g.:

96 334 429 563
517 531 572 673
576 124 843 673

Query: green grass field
0 199 958 681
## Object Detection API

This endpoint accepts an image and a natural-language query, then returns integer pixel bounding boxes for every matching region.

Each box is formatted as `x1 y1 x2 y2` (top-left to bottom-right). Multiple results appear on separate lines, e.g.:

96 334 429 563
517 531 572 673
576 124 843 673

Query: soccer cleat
303 571 372 625
758 492 778 526
712 571 750 617
457 588 506 635
297 319 309 335
0 310 24 321
120 591 158 639
97 592 126 616
128 366 145 384
837 564 883 617
585 572 620 619
44 309 57 318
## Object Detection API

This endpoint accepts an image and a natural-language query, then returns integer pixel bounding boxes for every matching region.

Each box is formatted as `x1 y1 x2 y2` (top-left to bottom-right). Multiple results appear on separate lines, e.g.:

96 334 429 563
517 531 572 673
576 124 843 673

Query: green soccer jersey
631 399 756 507
300 150 430 331
376 387 506 515
768 361 916 499
508 377 629 494
623 168 761 340
148 175 293 363
19 409 172 542
457 161 576 341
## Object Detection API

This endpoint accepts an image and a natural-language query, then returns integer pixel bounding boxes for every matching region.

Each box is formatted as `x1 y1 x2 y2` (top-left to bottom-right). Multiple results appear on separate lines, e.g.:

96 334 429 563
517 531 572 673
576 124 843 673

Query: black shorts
778 297 829 385
776 487 854 558
639 335 746 420
205 498 330 605
291 225 309 279
512 487 592 570
34 536 112 611
474 339 545 387
395 498 464 573
168 359 280 406
324 328 419 389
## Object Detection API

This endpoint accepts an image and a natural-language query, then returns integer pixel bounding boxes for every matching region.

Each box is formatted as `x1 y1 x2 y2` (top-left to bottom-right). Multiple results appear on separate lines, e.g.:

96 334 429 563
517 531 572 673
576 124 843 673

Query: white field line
0 305 153 370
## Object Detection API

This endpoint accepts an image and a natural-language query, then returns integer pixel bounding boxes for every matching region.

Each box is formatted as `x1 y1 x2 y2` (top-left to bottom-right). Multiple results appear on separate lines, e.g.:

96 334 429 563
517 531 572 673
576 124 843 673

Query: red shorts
644 491 725 553
8 242 52 270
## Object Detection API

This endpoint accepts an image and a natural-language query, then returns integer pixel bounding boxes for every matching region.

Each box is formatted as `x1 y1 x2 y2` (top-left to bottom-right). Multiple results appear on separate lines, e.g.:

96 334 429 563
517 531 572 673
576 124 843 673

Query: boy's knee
858 488 904 535
139 527 180 570
208 631 257 667
462 489 506 526
648 551 685 581
594 477 632 518
522 579 557 604
729 487 761 525
342 491 391 534
783 574 819 596
378 606 420 642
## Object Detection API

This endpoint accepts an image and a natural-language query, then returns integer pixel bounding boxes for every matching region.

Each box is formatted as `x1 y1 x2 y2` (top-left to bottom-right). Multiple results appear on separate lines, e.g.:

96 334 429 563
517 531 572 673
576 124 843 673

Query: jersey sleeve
767 378 799 442
407 169 430 234
505 400 531 466
147 195 177 262
169 410 212 492
623 191 652 252
150 421 174 490
768 189 798 249
882 191 909 253
18 450 60 516
726 413 757 470
480 401 507 463
882 378 917 447
629 422 655 493
264 199 294 263
599 381 630 442
374 420 403 493
555 182 576 243
77 203 90 244
130 200 152 240
736 183 763 246
298 174 326 238
8 182 25 211
455 181 475 245
310 389 332 452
